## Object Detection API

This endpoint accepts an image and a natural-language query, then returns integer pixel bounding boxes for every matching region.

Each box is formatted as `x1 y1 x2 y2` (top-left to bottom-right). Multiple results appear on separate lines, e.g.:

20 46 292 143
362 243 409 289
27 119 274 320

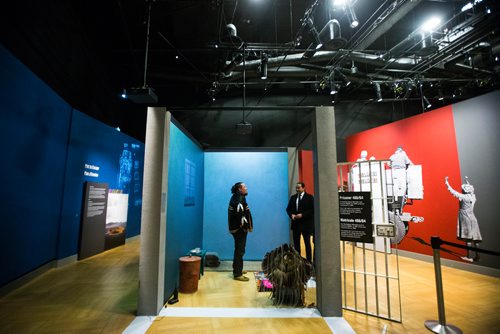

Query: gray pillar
138 107 171 315
312 106 342 317
287 147 299 244
287 147 299 197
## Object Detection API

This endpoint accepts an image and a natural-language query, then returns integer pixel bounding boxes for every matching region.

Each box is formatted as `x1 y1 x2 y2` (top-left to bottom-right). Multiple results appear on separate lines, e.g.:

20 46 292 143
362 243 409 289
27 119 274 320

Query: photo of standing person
445 176 482 262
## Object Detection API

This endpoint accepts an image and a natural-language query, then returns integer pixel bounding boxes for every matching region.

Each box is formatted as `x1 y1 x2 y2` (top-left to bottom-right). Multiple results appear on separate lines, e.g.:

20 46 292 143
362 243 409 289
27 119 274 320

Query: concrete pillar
287 147 299 197
312 106 342 316
138 107 171 315
287 147 299 244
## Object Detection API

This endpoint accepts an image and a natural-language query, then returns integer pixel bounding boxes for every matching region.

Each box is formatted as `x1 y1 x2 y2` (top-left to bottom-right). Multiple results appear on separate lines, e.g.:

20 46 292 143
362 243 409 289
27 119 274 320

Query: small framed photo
376 224 396 237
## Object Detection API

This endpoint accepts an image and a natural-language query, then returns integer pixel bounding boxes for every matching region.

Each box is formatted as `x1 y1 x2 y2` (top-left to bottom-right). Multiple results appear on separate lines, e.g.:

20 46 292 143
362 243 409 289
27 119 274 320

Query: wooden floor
0 240 140 333
0 237 499 333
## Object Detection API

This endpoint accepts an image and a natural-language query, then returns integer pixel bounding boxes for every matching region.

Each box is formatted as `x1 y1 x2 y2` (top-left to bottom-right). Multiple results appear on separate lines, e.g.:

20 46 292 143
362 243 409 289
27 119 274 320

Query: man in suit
286 182 314 262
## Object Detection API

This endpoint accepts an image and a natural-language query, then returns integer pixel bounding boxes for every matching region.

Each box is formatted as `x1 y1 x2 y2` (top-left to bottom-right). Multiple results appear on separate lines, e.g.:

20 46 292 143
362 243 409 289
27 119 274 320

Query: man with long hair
228 182 253 281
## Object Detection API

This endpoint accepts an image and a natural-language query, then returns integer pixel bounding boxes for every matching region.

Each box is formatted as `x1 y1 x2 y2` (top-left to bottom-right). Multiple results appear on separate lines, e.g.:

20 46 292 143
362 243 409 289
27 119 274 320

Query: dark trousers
292 228 313 262
232 229 247 277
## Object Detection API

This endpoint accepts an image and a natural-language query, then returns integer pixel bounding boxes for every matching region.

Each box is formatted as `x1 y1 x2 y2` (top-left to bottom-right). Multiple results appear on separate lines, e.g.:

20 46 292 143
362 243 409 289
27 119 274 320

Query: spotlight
120 89 127 99
461 2 473 12
226 23 237 38
346 2 359 28
423 96 432 109
333 0 346 7
221 23 243 47
374 82 383 101
421 17 441 32
350 61 358 74
437 85 445 101
330 76 337 95
260 53 268 80
335 69 351 86
461 0 483 12
393 82 404 98
403 82 413 99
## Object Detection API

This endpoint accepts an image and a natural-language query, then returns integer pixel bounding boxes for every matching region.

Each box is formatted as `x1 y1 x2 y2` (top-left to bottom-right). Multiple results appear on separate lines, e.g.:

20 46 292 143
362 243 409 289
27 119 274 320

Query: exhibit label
83 163 100 177
339 191 373 243
79 182 109 260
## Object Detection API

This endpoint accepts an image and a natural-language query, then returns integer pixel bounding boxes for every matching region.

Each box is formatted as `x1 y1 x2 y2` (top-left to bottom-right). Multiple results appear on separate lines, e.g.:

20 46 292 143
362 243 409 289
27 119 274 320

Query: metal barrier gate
341 240 402 322
338 161 403 322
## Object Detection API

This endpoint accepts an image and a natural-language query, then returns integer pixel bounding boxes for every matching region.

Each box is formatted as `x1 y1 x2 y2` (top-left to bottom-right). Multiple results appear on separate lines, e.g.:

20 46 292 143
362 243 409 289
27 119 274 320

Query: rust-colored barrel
179 256 201 293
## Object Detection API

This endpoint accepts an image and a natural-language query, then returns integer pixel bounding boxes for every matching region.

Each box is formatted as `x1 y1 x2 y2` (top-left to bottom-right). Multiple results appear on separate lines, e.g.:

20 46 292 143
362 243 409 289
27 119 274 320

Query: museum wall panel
164 121 204 297
0 44 71 287
345 91 500 269
58 110 144 259
203 151 290 260
451 91 500 268
0 44 145 287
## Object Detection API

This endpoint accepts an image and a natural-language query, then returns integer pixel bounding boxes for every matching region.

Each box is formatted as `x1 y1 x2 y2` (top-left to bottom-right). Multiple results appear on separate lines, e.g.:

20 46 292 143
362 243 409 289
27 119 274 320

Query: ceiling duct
303 19 347 59
221 23 243 46
318 19 347 50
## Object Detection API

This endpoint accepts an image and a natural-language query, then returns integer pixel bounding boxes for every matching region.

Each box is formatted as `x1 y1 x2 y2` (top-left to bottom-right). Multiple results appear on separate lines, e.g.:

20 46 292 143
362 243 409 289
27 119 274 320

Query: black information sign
79 181 109 260
339 191 373 243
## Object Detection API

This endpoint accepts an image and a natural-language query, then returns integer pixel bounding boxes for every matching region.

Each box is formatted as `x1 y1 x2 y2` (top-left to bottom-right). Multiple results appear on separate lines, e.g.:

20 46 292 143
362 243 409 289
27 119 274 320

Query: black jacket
228 193 253 233
286 192 314 233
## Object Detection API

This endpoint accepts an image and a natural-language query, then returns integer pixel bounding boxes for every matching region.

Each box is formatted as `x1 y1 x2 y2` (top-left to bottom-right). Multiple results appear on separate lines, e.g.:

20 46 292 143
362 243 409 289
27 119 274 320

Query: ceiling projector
235 121 252 135
124 87 158 104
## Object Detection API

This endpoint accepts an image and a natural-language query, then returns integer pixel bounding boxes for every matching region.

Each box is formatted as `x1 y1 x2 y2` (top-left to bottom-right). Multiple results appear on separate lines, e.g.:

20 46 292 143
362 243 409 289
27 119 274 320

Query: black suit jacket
286 192 314 233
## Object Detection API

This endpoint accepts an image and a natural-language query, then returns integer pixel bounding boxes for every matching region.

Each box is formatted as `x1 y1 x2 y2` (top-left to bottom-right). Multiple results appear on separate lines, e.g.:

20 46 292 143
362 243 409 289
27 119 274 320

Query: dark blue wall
0 44 71 286
58 110 144 259
164 122 204 299
203 151 290 260
0 44 144 287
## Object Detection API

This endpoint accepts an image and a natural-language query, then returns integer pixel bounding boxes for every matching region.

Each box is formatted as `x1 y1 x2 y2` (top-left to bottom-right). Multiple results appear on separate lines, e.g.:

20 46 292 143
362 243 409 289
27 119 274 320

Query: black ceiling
1 0 499 147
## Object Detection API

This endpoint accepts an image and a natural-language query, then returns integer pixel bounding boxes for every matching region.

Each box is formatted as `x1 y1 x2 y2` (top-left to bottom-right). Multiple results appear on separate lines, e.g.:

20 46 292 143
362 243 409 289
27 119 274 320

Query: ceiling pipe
352 0 423 50
220 67 397 86
407 10 495 74
444 41 500 70
228 50 418 73
220 66 327 82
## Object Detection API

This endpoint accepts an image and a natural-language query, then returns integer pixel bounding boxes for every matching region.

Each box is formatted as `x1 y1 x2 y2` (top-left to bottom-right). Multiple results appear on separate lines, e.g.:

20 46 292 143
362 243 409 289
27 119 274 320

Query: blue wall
164 122 204 299
0 44 145 287
58 110 144 259
0 44 72 287
203 152 290 260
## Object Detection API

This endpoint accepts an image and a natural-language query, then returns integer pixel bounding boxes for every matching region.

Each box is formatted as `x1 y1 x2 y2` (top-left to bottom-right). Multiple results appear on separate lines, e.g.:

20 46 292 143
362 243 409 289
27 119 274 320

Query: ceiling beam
352 0 423 51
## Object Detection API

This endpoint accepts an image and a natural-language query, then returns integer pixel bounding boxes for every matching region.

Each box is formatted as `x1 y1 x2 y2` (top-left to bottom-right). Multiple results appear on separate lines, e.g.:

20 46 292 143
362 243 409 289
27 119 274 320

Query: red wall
346 105 466 259
298 150 314 195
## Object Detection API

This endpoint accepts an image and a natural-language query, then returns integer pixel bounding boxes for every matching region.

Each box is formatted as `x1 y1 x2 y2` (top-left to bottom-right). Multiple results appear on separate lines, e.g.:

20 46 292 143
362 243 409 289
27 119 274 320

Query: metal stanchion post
424 236 462 334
